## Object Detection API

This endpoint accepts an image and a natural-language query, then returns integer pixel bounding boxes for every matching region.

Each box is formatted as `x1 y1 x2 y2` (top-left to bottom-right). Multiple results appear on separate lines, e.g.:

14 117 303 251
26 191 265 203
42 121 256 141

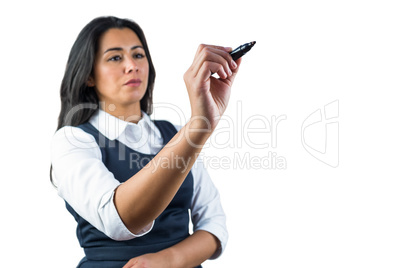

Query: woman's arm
114 44 241 234
114 120 212 233
122 230 219 268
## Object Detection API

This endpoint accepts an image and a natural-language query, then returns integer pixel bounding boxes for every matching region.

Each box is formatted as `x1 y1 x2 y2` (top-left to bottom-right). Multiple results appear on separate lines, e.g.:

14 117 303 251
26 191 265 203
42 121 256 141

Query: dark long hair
51 16 156 185
57 16 156 130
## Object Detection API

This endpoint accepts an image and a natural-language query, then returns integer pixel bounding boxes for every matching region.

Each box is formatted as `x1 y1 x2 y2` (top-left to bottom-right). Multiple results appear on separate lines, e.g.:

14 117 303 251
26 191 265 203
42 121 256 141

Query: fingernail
224 47 232 52
231 60 237 69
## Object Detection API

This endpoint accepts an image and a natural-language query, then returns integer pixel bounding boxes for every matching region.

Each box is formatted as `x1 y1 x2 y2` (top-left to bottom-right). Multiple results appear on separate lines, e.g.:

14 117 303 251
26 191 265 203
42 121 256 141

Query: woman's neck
99 101 143 124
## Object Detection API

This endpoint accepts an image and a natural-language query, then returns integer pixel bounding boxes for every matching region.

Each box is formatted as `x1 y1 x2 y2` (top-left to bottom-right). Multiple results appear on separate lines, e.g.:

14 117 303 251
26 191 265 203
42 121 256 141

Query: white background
1 0 401 267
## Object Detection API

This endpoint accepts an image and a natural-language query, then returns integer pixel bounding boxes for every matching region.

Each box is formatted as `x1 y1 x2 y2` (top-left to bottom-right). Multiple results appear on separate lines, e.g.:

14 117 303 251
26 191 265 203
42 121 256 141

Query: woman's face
90 27 149 109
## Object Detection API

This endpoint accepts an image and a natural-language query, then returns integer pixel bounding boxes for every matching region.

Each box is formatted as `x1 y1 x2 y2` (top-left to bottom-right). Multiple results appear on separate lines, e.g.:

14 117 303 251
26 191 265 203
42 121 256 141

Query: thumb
228 57 242 83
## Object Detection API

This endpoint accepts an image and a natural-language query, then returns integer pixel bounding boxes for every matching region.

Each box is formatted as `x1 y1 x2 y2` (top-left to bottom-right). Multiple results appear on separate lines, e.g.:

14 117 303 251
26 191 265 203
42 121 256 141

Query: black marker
230 41 256 61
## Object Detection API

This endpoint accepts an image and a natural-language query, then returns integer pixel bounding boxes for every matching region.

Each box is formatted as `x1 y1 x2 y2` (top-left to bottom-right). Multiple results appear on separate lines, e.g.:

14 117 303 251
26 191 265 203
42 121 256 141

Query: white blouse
50 109 228 259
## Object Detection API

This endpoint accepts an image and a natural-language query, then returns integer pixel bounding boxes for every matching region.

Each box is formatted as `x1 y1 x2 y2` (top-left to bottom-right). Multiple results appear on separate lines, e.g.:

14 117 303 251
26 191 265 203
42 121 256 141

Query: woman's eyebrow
104 45 143 54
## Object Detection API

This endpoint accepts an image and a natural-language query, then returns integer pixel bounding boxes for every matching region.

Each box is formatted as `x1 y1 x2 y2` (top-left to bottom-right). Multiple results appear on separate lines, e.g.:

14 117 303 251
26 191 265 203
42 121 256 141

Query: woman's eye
108 55 121 62
134 53 145 59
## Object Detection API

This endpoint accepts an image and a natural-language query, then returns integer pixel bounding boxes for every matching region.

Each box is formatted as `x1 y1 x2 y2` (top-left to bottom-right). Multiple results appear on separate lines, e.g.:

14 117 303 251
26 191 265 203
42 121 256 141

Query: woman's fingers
122 258 136 268
200 61 229 81
191 44 235 80
225 57 242 84
194 44 232 61
183 43 242 130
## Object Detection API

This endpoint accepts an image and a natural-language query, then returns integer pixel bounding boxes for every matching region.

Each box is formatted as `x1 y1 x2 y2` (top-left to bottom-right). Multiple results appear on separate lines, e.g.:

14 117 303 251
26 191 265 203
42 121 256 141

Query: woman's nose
125 58 138 73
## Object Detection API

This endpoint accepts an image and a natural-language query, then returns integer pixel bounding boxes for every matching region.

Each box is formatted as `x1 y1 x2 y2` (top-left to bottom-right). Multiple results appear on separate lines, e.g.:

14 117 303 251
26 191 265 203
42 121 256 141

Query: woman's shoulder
51 125 99 156
53 125 96 141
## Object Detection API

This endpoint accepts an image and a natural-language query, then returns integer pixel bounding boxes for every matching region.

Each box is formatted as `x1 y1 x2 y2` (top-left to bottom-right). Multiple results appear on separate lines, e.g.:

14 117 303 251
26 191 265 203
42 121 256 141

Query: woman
51 16 241 268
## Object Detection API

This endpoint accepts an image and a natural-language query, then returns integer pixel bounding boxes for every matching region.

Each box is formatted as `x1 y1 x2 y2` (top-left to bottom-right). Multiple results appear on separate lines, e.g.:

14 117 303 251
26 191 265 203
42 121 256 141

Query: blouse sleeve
51 126 154 241
190 156 229 259
171 123 228 259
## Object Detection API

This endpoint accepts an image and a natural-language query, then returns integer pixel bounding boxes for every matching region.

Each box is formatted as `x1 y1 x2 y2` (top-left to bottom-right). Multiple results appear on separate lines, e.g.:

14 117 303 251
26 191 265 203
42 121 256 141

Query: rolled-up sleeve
190 157 228 259
51 126 153 240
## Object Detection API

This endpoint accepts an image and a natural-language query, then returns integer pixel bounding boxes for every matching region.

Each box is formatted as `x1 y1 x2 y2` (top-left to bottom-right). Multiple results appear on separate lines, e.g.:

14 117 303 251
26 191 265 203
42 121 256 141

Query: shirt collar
89 108 162 141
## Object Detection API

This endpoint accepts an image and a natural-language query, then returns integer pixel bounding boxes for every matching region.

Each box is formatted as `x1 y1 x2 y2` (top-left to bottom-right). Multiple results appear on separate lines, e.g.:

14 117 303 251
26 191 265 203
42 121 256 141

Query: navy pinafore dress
65 120 201 268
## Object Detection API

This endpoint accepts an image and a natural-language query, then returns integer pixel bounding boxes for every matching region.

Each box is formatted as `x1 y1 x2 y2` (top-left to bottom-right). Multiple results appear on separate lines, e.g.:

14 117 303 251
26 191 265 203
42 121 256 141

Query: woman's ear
87 77 95 87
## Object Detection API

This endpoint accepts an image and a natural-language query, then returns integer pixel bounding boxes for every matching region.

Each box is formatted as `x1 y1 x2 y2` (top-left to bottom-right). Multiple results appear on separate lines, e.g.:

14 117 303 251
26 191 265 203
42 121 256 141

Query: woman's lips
124 79 142 87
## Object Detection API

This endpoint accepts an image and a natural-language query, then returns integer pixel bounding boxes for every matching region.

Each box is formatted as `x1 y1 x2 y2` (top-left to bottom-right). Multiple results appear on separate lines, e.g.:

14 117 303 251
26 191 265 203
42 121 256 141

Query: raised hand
183 44 241 130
